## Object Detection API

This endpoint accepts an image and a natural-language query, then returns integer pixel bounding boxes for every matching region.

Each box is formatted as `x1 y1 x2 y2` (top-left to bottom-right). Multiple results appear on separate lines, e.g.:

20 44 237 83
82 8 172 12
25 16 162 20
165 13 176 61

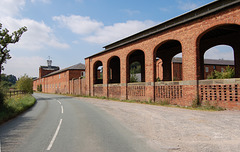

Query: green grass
70 94 225 111
0 94 36 124
49 93 225 111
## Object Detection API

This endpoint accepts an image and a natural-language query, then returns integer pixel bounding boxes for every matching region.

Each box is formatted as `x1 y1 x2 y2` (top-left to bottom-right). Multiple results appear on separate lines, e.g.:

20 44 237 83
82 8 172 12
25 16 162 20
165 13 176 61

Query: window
81 71 85 77
205 67 209 73
59 74 61 79
213 66 216 70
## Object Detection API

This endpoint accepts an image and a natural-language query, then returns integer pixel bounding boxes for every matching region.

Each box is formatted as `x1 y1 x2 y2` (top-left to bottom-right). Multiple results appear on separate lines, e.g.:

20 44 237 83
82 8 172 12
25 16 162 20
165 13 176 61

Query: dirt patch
80 97 240 152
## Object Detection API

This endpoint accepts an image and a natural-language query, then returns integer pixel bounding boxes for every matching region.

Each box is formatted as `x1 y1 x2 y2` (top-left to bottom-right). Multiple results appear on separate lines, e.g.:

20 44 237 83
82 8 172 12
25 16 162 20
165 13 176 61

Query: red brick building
83 0 240 110
156 58 234 81
33 62 85 94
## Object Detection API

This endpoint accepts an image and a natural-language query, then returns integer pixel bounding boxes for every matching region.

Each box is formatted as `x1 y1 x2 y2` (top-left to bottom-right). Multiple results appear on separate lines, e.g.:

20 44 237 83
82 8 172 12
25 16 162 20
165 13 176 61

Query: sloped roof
86 0 240 59
172 57 234 65
43 63 85 77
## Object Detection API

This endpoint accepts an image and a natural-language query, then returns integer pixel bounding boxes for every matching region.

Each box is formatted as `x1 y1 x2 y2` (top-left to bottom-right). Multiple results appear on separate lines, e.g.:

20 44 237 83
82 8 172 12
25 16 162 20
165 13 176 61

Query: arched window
108 56 120 83
93 61 103 84
127 50 145 83
154 40 182 81
198 24 240 79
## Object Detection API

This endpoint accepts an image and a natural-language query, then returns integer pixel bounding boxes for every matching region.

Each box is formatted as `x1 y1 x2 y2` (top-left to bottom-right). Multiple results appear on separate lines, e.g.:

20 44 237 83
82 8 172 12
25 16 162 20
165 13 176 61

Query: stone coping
199 78 240 85
93 78 240 87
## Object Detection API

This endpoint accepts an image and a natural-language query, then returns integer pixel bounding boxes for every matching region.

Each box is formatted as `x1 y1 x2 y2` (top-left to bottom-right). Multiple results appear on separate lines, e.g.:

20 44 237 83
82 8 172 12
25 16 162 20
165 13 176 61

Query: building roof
172 57 234 65
86 0 240 59
40 66 60 71
43 63 85 78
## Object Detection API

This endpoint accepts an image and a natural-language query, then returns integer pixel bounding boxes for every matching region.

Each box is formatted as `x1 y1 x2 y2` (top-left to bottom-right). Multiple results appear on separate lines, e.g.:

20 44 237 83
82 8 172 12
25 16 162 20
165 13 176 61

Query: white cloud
3 56 46 78
205 46 234 60
84 20 157 44
31 0 51 3
173 46 234 60
53 15 103 35
122 9 140 16
53 15 157 44
0 0 25 18
1 17 69 51
177 0 198 11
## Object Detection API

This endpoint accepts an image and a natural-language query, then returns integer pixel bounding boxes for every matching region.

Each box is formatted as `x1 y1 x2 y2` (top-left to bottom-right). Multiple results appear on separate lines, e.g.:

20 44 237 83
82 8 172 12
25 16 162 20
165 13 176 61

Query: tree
0 74 17 89
0 23 27 82
16 74 33 94
130 68 138 82
7 74 17 84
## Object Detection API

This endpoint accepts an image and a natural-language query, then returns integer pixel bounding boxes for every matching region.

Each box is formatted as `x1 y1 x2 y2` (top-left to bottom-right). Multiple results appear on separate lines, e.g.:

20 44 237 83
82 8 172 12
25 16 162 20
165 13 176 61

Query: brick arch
127 49 145 82
196 23 240 79
93 60 103 84
107 56 121 83
153 39 182 81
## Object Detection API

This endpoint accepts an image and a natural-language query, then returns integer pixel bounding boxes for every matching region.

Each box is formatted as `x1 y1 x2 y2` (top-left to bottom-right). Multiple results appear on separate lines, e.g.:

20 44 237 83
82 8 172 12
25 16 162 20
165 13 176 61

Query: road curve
0 93 158 152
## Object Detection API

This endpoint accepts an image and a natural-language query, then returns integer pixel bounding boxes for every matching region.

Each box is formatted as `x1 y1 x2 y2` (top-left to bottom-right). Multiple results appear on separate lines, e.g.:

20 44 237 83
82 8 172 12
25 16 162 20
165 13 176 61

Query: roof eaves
86 0 240 59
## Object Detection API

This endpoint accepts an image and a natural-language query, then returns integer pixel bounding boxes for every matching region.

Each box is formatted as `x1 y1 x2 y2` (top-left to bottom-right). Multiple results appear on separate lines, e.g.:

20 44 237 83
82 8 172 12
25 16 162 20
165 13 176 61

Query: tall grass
0 94 36 124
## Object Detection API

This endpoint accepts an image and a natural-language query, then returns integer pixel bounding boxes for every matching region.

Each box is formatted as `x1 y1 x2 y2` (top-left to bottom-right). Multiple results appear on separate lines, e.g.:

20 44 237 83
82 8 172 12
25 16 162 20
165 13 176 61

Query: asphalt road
0 93 157 152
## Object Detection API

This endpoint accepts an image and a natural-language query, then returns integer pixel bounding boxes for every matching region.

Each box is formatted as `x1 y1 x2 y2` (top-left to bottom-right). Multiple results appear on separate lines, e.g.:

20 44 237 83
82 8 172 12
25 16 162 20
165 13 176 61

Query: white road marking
61 105 64 114
57 100 61 105
46 119 63 151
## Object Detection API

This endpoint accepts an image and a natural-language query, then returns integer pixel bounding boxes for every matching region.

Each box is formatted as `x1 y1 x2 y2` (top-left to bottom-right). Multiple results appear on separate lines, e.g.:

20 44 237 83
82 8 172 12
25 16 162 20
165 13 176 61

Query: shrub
37 84 42 92
16 74 33 94
192 96 201 108
208 66 235 79
0 89 5 108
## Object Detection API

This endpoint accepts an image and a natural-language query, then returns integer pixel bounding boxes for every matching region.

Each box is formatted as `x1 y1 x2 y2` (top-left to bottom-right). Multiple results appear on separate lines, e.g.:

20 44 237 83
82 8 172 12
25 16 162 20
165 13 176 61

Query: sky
0 0 234 78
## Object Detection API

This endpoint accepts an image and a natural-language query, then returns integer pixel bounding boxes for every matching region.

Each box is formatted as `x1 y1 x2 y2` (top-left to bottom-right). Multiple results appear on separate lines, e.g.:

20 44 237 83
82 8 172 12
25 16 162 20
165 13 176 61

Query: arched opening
155 40 182 81
171 52 183 81
204 45 234 79
108 56 120 83
198 24 240 79
93 61 103 84
127 50 145 83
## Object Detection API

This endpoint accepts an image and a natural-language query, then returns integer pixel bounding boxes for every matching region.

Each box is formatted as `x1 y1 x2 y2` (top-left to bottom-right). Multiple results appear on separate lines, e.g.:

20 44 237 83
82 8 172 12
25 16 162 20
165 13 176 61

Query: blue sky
0 0 234 78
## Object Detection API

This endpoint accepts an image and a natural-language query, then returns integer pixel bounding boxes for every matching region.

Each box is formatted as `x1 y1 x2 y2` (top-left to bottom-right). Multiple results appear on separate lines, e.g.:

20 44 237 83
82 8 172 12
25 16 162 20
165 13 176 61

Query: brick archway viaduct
85 0 240 109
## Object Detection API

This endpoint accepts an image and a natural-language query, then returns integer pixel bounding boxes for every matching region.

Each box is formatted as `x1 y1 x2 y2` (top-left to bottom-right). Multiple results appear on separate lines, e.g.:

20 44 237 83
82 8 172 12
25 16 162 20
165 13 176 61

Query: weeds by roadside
66 93 225 111
0 94 36 124
191 96 225 111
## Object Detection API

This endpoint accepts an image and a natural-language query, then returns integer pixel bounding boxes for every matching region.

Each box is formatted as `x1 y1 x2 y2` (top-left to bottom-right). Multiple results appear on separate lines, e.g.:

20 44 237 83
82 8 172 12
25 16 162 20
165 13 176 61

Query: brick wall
83 3 240 110
33 69 85 94
199 79 240 110
69 78 87 96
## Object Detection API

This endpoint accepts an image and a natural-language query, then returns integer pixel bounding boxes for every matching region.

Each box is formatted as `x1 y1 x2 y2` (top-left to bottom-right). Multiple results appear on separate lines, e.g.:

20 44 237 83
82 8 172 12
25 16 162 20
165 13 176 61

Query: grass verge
0 94 36 125
67 94 225 111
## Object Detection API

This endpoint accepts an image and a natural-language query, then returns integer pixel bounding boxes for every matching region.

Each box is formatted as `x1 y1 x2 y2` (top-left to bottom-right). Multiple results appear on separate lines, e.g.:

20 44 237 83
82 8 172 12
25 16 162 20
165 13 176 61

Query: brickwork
108 84 121 99
33 67 84 94
127 83 146 101
199 79 240 110
32 1 240 110
93 84 104 97
83 2 240 110
69 78 87 95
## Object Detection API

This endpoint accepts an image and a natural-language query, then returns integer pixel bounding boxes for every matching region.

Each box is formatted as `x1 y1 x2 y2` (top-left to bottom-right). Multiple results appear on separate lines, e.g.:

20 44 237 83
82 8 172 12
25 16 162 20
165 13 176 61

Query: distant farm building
33 61 85 94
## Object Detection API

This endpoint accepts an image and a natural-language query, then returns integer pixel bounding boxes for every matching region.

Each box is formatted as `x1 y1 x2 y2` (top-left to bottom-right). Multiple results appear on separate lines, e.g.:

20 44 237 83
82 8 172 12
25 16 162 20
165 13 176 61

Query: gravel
79 97 240 152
